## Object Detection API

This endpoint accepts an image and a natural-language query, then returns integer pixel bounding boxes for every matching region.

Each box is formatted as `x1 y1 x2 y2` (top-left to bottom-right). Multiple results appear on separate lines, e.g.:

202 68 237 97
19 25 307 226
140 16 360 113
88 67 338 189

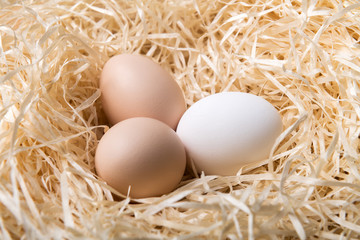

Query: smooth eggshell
100 54 186 129
95 117 186 198
176 92 282 176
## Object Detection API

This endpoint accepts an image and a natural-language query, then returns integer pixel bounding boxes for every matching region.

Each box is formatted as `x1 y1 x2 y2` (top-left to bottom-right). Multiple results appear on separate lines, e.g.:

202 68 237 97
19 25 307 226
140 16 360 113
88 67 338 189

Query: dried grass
1 0 360 239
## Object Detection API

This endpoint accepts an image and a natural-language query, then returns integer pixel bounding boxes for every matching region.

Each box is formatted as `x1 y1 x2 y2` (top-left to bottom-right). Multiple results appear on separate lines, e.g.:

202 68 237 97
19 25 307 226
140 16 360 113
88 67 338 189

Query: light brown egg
100 54 186 130
95 117 186 198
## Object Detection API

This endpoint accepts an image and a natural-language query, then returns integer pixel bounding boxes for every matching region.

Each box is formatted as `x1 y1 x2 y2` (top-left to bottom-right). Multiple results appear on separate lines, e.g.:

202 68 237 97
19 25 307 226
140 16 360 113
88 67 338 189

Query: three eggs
95 54 282 198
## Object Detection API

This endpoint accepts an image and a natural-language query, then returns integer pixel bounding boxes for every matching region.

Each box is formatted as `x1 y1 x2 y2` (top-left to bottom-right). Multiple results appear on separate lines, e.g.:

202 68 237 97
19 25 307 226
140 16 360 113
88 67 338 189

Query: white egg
176 92 282 176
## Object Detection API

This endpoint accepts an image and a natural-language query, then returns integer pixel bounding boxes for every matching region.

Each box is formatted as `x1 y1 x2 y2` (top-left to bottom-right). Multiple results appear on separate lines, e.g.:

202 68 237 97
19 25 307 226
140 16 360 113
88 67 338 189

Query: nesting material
1 0 360 239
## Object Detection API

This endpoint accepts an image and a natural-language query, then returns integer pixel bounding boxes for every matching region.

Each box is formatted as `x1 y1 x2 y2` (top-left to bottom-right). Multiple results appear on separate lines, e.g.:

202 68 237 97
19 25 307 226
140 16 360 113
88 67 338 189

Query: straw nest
1 0 360 239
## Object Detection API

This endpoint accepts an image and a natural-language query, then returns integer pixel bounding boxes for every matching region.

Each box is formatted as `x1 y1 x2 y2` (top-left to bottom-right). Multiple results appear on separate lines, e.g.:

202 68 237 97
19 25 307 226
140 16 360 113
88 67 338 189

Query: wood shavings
1 0 360 239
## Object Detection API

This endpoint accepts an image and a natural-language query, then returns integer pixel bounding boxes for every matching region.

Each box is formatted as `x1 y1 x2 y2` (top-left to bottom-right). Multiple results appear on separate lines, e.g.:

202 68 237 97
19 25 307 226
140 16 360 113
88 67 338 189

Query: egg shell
100 54 186 129
95 117 186 198
176 92 282 176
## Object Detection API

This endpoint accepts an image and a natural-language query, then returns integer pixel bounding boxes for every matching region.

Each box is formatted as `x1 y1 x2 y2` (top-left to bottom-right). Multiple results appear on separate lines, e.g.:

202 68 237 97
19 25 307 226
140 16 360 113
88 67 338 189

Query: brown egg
95 117 186 198
100 54 186 130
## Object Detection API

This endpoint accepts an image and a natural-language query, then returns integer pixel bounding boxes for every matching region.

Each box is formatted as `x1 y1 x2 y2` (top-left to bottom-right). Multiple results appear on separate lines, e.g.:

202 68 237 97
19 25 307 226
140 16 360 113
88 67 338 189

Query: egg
95 117 186 198
100 54 186 130
176 92 282 176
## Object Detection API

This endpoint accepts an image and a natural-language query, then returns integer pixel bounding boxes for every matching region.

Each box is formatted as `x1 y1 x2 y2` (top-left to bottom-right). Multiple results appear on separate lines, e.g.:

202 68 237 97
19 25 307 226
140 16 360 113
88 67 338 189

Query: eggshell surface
95 117 186 198
176 92 282 176
100 54 186 129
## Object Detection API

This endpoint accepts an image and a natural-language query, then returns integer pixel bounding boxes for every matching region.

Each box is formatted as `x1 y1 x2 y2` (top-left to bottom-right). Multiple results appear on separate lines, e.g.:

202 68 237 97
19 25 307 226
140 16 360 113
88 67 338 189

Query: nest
1 0 360 239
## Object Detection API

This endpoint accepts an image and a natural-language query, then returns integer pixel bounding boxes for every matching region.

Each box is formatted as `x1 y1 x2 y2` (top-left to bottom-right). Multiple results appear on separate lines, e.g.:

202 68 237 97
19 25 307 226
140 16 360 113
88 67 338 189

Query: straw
0 0 360 239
